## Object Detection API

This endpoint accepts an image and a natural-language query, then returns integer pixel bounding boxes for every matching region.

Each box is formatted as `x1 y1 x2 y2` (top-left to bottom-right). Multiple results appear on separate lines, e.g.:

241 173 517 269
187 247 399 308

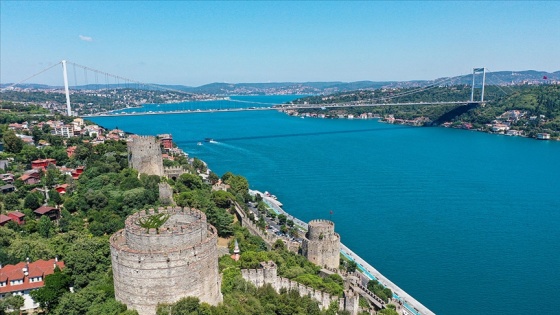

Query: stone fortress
127 135 187 179
241 261 359 314
302 219 341 269
110 207 223 315
127 136 164 177
124 135 381 315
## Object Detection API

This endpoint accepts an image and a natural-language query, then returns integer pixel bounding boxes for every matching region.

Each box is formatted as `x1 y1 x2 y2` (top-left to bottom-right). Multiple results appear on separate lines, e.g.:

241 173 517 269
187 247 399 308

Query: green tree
30 267 71 311
18 144 41 163
64 237 111 288
23 191 43 210
49 189 63 206
211 190 233 209
0 293 24 314
44 165 62 188
178 173 204 190
2 130 24 153
278 214 287 225
38 215 54 238
347 260 358 273
206 207 234 237
3 193 20 211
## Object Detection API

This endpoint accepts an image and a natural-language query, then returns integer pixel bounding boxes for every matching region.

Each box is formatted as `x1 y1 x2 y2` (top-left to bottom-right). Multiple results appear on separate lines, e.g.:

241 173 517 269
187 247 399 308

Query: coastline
250 190 435 315
280 110 560 141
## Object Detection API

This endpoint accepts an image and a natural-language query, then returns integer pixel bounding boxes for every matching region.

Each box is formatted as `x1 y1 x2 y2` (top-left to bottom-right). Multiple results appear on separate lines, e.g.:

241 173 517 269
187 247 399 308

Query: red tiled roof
34 206 57 215
8 211 25 218
0 214 11 225
0 259 65 294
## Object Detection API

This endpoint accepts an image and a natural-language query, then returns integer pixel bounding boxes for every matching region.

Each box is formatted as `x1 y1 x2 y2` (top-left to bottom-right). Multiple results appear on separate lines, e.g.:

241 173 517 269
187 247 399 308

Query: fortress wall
240 262 346 311
110 207 222 315
302 220 341 269
128 136 164 176
307 219 336 240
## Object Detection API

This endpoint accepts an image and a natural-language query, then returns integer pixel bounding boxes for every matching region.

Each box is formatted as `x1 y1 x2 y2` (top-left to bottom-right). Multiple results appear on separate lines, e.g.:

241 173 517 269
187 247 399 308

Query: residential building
0 184 15 194
19 170 41 185
33 206 59 221
31 159 56 170
0 258 65 311
0 215 11 226
53 124 74 138
7 211 25 225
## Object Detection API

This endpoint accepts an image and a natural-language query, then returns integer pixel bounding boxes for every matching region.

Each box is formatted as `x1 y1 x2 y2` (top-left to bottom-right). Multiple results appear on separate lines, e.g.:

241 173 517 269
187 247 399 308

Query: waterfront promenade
251 190 435 315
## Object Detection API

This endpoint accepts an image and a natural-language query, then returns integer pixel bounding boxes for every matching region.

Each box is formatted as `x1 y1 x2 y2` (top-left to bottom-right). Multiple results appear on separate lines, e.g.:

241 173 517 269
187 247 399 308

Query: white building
0 258 65 311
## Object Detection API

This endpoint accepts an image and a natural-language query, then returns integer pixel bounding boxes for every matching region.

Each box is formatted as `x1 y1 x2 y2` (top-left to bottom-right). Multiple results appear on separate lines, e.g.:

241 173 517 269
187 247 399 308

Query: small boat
197 142 202 146
205 138 213 142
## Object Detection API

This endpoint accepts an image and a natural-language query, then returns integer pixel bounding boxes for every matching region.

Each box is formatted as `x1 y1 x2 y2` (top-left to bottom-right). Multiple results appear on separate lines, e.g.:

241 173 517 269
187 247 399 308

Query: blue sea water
91 95 560 315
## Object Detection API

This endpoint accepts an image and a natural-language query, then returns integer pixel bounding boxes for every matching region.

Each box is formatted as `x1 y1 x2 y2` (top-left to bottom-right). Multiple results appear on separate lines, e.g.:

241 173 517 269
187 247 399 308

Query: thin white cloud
79 35 93 42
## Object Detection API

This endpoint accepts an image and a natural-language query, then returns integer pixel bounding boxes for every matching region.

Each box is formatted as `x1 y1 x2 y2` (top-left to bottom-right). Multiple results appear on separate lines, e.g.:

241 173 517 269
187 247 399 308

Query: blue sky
1 1 559 86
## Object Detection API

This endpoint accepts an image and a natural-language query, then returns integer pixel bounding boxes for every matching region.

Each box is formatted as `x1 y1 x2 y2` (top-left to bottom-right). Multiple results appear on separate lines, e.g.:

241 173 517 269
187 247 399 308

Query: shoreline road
340 244 435 315
249 190 435 315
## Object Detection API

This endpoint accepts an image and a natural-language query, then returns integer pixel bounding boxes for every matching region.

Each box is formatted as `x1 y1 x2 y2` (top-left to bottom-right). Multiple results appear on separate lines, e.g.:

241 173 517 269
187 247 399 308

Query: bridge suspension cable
1 62 62 91
65 61 195 96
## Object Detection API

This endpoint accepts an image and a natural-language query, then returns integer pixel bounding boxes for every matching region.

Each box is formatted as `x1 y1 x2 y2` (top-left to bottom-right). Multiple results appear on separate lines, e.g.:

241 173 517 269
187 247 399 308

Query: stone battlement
125 207 206 235
110 206 222 315
241 261 358 314
303 219 340 269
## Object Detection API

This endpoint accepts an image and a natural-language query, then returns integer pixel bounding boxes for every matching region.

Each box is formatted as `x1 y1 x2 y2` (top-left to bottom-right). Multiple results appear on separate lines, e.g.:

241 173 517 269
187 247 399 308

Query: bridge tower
470 67 486 103
61 60 72 116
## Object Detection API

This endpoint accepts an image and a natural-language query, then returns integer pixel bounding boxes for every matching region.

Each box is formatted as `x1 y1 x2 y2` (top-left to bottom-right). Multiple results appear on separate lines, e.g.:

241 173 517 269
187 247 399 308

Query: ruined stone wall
158 182 174 205
163 166 186 180
302 219 341 269
110 207 222 315
241 261 358 315
127 136 164 176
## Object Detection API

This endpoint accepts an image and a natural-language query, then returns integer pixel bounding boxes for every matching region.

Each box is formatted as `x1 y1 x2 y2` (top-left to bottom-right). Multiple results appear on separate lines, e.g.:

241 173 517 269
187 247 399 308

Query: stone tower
127 136 164 176
302 219 340 269
110 207 223 315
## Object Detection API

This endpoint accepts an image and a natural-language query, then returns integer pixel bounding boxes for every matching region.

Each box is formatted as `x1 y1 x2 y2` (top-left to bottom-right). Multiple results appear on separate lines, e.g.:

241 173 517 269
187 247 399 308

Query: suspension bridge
1 60 492 118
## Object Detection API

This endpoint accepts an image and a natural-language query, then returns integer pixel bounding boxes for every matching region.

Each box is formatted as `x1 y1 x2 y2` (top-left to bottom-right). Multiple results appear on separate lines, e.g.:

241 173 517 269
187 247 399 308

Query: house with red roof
54 184 69 194
33 206 59 221
0 258 65 310
8 211 25 225
18 170 41 185
31 159 56 170
0 214 11 226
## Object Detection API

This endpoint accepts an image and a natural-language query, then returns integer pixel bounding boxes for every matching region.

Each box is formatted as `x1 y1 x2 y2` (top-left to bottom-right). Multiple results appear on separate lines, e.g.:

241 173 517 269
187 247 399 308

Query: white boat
197 142 202 146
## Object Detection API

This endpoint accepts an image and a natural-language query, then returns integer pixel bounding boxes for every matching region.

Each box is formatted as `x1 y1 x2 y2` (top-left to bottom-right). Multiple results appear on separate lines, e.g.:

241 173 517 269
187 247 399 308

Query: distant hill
2 70 558 95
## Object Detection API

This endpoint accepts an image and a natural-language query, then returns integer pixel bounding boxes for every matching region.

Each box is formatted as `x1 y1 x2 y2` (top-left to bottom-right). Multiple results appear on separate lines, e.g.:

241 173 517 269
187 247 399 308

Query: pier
250 190 436 315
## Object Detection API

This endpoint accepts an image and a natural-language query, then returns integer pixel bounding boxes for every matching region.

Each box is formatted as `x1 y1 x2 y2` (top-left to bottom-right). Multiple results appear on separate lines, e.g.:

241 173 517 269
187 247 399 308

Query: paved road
248 190 435 315
340 244 435 315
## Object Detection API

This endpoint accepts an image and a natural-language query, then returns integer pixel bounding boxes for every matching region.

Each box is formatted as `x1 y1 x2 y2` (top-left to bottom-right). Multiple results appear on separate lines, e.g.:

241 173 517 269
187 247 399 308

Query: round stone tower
110 207 222 315
302 219 340 269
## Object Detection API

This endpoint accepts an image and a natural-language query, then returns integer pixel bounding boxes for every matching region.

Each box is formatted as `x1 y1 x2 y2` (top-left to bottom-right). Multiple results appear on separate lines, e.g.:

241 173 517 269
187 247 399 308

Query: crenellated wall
127 136 164 176
163 166 187 180
302 219 341 269
241 261 358 315
110 207 222 315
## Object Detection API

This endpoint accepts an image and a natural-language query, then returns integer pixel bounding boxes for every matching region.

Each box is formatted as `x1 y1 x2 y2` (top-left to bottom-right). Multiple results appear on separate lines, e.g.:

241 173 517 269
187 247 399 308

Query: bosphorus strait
91 95 560 315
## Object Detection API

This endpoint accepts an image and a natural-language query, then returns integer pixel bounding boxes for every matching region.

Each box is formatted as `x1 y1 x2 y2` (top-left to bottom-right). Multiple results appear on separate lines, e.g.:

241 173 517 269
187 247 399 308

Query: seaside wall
241 261 358 315
110 207 222 315
234 203 299 252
